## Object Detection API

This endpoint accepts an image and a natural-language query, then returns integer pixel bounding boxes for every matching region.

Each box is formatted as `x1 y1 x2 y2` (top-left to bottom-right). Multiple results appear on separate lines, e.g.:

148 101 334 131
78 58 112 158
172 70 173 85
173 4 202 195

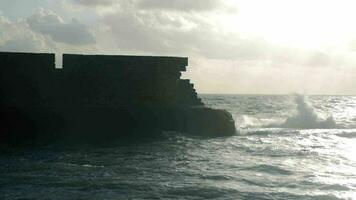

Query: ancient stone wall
61 54 188 106
0 52 55 107
0 52 235 141
0 52 203 108
177 79 203 106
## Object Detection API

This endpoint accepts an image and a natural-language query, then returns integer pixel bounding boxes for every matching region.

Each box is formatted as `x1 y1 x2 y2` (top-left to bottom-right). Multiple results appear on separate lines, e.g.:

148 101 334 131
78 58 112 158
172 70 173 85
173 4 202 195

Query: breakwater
0 52 235 143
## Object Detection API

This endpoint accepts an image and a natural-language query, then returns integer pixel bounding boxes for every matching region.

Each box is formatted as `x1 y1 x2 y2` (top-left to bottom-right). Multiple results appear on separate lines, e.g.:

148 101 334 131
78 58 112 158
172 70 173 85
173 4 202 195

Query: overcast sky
1 0 356 94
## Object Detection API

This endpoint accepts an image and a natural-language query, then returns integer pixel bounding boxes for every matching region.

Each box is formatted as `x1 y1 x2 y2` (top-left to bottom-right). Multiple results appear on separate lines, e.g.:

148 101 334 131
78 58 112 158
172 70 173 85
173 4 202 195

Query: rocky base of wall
0 106 236 144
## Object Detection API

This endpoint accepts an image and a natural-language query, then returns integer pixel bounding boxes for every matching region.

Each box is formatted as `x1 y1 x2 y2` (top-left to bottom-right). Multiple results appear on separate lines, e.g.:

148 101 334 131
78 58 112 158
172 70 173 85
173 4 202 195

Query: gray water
1 95 356 199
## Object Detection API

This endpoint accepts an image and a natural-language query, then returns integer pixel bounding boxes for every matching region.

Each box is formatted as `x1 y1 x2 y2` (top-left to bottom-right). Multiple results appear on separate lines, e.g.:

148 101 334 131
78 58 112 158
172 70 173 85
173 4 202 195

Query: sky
1 0 356 95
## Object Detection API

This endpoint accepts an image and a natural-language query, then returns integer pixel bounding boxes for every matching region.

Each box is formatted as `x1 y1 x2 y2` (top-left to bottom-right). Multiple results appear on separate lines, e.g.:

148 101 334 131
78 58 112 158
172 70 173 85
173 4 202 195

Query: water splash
239 115 263 128
280 94 338 129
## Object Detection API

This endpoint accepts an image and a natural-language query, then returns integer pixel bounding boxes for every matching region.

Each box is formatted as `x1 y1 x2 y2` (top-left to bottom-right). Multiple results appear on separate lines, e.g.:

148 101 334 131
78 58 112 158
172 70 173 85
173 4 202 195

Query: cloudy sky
1 0 356 94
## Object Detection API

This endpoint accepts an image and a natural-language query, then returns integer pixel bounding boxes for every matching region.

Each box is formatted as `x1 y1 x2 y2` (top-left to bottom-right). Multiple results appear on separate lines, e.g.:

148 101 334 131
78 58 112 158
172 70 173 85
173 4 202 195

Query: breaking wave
270 94 339 129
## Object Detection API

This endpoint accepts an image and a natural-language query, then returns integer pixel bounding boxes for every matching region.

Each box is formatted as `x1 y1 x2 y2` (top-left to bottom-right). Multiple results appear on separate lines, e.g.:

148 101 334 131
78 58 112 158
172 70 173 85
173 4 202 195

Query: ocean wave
237 94 343 129
237 129 300 137
277 94 339 129
240 164 293 175
319 184 351 191
236 115 284 129
336 132 356 138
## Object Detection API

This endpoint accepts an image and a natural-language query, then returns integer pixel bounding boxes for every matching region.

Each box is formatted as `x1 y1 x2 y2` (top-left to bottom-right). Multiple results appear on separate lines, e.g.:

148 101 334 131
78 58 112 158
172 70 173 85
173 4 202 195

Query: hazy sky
1 0 356 94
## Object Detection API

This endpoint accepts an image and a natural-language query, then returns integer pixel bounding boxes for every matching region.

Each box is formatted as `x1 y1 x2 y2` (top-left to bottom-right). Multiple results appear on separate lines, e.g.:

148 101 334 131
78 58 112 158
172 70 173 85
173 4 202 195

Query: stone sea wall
0 52 235 143
61 54 194 106
0 52 56 107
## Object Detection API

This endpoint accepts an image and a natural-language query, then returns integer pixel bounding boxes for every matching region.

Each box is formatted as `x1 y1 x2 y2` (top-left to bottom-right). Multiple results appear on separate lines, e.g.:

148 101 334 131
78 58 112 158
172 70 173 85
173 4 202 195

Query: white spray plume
281 94 338 129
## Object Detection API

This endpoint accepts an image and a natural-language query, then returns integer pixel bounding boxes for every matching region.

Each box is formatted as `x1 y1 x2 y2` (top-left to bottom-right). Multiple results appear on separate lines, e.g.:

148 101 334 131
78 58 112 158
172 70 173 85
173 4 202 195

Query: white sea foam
236 94 340 129
279 94 338 129
3 94 356 200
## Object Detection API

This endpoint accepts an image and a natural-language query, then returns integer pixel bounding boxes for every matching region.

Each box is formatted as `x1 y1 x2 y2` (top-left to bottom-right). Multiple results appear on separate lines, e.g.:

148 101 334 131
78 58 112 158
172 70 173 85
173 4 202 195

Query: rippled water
1 95 356 199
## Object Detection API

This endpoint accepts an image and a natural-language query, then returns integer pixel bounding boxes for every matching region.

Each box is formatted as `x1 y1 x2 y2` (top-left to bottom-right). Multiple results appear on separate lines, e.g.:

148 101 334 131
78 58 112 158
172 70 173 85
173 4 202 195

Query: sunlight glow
220 0 356 50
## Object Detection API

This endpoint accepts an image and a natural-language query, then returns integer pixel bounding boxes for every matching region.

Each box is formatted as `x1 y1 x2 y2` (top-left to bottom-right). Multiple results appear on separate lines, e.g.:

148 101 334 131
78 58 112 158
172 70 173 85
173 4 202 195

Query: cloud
72 0 231 12
27 8 95 45
73 0 116 7
183 56 356 95
1 0 356 94
92 0 356 73
97 6 267 61
0 16 53 52
0 9 97 54
136 0 222 12
349 39 356 52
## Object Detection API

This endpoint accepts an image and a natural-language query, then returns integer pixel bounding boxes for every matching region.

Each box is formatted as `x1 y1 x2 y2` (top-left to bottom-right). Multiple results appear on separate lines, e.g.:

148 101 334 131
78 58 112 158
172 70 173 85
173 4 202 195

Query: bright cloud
0 0 356 94
27 8 95 45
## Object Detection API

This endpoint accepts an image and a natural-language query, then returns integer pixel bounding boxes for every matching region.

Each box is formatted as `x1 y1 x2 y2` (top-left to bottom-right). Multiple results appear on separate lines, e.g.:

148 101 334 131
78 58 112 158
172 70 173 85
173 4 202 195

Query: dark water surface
1 95 356 199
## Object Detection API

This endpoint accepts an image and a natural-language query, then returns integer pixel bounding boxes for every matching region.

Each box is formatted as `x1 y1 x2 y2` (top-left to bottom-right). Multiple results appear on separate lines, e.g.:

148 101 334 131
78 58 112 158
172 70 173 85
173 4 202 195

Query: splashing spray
281 94 337 129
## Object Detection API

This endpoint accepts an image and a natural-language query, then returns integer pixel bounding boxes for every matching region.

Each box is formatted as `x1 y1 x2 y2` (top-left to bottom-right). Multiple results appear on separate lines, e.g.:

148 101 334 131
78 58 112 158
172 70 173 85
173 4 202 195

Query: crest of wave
280 94 338 129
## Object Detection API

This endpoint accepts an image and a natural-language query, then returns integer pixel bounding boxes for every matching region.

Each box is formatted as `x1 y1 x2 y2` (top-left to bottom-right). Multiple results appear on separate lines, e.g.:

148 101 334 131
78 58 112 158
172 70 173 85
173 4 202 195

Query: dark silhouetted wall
0 52 55 107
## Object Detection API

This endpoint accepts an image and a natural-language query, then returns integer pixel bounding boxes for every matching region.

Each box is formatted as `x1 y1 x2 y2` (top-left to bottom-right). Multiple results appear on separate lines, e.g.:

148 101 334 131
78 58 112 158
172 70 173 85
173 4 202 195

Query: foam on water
238 94 339 129
2 94 356 200
280 94 338 129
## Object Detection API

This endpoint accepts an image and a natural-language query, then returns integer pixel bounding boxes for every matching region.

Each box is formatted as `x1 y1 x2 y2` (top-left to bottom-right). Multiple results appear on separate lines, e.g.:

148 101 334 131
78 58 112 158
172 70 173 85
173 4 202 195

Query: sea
1 94 356 200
